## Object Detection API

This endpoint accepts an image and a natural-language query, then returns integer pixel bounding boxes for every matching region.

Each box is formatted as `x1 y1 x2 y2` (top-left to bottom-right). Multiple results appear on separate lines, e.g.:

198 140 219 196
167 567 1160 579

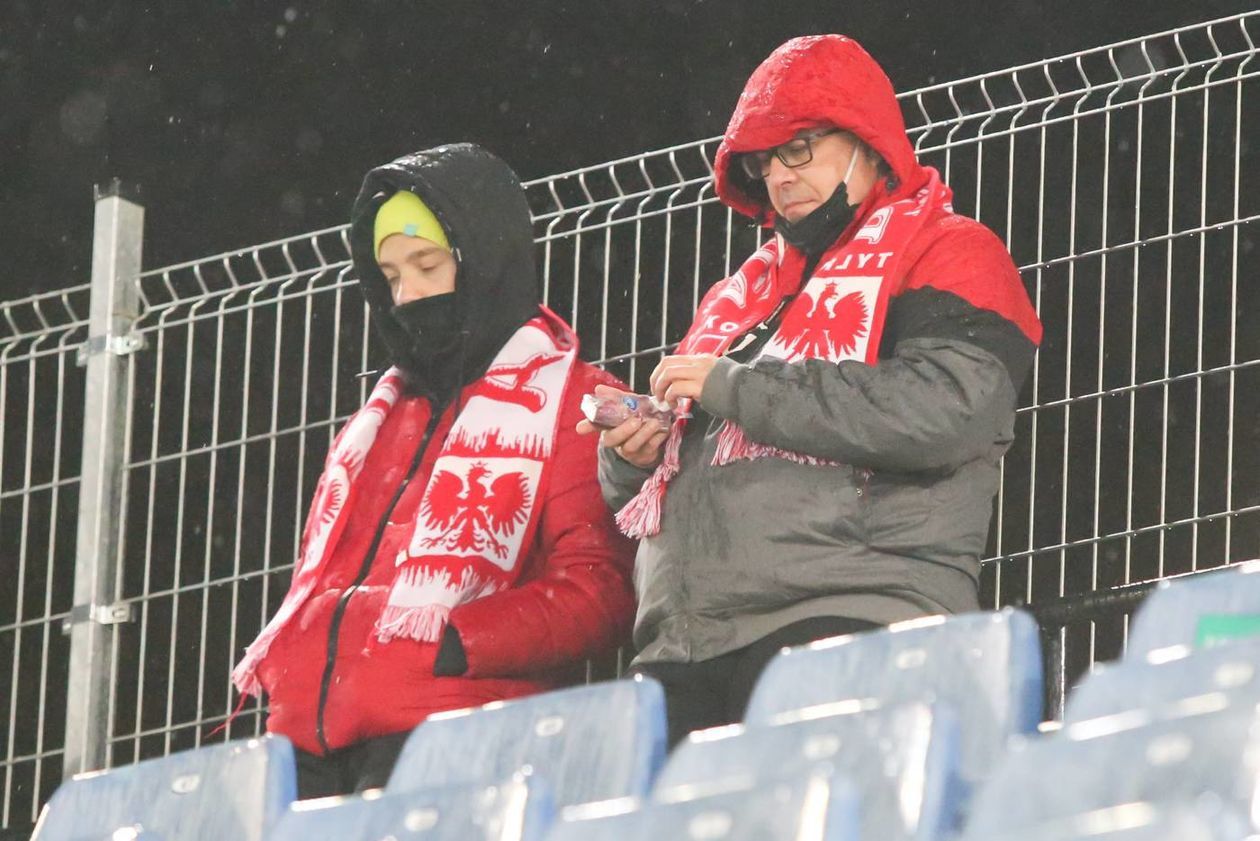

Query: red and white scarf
617 170 953 538
233 309 577 696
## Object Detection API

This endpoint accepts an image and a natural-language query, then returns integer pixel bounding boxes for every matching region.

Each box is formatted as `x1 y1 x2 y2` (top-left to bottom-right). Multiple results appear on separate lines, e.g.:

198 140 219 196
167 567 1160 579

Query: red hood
715 35 928 222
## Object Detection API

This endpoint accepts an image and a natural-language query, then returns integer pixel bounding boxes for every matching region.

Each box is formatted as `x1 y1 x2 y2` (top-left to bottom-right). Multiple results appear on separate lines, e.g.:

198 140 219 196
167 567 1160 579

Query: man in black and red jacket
588 35 1043 745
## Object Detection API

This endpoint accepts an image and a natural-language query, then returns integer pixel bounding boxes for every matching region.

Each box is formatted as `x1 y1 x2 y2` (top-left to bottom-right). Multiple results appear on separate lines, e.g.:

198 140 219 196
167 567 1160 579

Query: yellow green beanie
373 190 450 258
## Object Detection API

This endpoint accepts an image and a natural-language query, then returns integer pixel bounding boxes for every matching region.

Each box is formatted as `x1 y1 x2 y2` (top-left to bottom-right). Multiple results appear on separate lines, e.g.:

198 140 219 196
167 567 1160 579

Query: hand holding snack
580 390 676 429
575 385 672 468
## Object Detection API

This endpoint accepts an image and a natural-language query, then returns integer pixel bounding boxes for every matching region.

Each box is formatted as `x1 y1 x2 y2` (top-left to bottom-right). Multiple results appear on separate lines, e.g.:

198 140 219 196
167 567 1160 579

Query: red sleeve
447 362 637 677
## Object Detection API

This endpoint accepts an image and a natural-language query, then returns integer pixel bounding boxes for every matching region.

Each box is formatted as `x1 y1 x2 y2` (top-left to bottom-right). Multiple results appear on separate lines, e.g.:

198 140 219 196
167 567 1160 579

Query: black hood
349 143 540 394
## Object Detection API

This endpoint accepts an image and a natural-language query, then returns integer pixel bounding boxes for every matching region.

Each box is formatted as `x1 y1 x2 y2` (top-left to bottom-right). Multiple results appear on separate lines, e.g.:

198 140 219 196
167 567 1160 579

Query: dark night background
2 0 1256 297
0 3 1257 835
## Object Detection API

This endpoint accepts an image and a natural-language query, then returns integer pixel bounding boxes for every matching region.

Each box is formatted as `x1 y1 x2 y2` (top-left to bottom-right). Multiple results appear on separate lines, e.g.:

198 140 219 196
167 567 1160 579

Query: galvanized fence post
62 180 144 777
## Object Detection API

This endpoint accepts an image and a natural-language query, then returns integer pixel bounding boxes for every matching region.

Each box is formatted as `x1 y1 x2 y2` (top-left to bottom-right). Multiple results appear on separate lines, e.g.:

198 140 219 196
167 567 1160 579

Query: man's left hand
650 354 719 406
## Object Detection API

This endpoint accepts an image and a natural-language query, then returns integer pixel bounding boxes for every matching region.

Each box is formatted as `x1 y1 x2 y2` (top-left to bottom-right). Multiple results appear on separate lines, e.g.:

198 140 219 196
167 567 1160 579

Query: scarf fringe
616 415 686 538
712 421 840 468
231 657 264 697
375 604 452 643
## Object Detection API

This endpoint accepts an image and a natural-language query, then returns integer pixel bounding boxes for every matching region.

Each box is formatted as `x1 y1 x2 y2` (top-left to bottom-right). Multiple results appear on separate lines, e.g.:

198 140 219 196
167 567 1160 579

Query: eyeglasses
738 129 843 180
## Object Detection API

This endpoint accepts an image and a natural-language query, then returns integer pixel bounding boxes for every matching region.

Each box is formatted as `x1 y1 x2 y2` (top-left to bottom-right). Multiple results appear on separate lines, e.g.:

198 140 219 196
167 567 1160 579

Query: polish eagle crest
419 462 532 559
779 282 869 361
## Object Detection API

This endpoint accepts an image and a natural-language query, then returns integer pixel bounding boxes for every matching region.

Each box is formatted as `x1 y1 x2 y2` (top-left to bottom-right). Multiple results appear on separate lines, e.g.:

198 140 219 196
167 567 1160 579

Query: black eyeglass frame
737 128 844 180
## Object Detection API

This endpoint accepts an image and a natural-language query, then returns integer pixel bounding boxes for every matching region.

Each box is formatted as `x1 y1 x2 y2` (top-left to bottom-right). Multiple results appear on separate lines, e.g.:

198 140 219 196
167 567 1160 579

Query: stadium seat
963 699 1260 836
387 676 666 808
743 609 1042 792
546 773 860 841
1125 560 1260 660
961 801 1246 841
31 735 295 841
268 775 551 841
1065 636 1260 724
652 700 961 841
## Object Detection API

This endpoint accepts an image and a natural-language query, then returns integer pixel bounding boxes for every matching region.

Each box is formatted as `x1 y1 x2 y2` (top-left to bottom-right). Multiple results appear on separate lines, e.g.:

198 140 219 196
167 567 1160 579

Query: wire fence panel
109 232 371 763
926 14 1260 687
0 9 1255 830
0 290 90 829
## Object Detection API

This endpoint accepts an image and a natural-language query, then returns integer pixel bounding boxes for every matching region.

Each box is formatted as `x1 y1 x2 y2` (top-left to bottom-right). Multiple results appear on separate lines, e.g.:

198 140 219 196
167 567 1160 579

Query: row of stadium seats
31 559 1260 840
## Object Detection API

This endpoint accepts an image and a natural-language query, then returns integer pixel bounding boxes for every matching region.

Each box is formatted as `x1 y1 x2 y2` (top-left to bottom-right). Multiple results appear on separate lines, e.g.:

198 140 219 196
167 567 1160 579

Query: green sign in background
1196 614 1260 647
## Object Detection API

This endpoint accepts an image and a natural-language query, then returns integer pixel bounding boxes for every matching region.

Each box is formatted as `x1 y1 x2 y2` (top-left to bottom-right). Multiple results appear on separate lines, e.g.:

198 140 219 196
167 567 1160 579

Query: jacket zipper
314 402 447 755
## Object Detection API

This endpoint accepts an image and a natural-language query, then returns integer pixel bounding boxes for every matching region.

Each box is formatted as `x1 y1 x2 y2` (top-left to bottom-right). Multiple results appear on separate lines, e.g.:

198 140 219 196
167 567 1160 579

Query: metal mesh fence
0 288 90 826
0 9 1256 830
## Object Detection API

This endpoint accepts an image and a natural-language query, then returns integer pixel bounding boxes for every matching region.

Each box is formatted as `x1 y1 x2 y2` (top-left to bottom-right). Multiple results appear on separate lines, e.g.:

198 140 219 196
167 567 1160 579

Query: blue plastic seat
1065 636 1260 724
1126 560 1260 660
546 774 860 841
269 775 551 841
388 676 666 808
963 700 1260 836
961 801 1246 841
652 700 961 841
32 736 295 841
744 609 1042 792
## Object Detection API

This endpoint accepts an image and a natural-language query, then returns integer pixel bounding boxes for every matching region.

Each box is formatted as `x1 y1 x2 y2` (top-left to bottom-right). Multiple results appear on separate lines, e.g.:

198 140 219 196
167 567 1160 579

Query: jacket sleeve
701 220 1042 474
597 445 656 512
447 364 638 678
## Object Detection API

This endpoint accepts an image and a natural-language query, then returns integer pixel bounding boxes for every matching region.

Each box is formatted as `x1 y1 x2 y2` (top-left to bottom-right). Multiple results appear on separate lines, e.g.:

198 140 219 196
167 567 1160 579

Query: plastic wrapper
581 392 677 429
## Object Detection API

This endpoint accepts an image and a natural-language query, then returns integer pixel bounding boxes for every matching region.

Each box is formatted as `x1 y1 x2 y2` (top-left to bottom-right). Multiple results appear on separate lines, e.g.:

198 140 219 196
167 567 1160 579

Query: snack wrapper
581 392 678 429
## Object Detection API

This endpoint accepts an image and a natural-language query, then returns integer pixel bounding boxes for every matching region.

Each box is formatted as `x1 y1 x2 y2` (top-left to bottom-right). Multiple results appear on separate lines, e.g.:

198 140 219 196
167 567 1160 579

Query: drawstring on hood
349 144 541 398
453 327 471 418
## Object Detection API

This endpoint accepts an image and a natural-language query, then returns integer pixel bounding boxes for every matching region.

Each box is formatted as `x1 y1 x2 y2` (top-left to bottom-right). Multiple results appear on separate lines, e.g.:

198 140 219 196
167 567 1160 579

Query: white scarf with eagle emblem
233 310 576 696
617 170 952 538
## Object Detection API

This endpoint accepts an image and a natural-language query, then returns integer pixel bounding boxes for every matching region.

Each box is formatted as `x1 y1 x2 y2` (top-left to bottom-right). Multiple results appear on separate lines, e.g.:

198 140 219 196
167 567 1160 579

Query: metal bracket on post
75 333 147 367
63 178 144 779
61 602 136 635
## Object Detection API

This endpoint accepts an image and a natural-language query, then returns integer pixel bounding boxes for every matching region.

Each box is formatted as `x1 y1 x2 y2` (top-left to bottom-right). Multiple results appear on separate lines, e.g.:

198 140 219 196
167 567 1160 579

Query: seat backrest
388 676 666 808
744 609 1042 786
268 776 552 841
960 801 1249 841
32 736 295 841
652 701 960 841
962 801 1246 841
1126 560 1260 659
964 700 1260 836
1065 637 1260 724
546 774 860 841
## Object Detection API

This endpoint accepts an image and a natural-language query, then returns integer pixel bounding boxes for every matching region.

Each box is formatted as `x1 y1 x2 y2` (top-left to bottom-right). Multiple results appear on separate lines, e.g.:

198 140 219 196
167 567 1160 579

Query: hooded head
714 35 928 224
349 143 539 397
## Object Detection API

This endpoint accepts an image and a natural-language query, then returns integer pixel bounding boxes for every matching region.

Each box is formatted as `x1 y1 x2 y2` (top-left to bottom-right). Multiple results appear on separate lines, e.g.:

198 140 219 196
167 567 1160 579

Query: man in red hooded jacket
232 143 636 796
584 36 1043 744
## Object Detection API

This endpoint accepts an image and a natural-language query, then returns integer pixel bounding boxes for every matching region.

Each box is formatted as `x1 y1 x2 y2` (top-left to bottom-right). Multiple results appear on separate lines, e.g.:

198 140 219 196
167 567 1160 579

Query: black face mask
773 181 858 258
390 291 462 373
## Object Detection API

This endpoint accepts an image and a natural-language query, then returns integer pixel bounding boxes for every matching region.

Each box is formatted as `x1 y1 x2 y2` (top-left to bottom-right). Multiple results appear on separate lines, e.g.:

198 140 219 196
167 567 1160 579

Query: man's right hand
575 384 670 469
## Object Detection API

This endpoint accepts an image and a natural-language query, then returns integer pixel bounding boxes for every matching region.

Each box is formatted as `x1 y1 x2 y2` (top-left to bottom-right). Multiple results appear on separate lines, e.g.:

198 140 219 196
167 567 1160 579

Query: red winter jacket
258 360 636 755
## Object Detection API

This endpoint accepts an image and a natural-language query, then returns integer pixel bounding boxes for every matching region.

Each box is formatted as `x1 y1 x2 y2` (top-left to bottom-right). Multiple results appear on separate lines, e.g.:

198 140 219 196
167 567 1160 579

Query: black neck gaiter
774 182 858 259
390 292 464 397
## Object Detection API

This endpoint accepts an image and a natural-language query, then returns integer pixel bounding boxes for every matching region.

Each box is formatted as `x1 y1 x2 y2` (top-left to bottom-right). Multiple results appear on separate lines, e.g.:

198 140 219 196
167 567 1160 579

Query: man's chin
779 202 816 222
